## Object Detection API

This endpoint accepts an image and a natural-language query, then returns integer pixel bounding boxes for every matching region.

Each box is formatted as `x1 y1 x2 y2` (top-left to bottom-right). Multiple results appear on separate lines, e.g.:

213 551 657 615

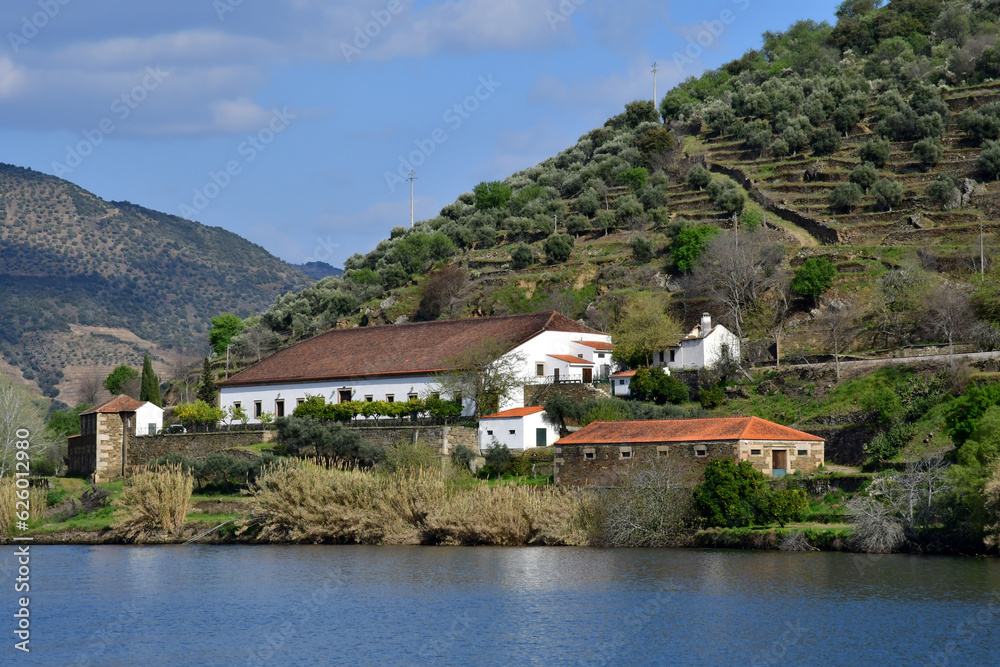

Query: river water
8 546 1000 665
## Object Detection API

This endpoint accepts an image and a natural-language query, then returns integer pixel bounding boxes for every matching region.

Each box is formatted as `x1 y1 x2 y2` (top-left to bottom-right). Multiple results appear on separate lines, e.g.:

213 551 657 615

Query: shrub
480 444 513 478
958 109 1000 145
926 175 960 209
858 138 891 168
630 235 654 262
766 489 808 527
671 224 720 272
544 233 575 263
849 162 878 193
770 138 790 159
707 180 745 215
912 137 943 170
617 166 649 193
872 178 903 211
687 164 712 190
112 465 193 540
828 182 864 212
174 401 225 430
630 367 689 405
510 243 533 269
791 256 837 302
693 459 770 528
810 126 841 155
450 444 477 472
274 417 385 465
698 384 725 409
980 141 1000 181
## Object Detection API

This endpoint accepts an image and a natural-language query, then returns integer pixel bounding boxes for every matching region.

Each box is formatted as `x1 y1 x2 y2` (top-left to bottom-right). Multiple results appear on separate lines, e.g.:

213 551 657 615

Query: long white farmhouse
218 311 614 423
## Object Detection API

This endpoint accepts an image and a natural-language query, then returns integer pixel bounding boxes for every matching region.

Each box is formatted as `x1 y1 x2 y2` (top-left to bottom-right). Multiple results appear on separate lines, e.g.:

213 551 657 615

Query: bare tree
822 302 859 381
866 264 926 349
925 283 974 365
78 373 112 406
692 229 784 340
233 319 281 363
745 277 793 368
0 375 59 477
433 338 527 417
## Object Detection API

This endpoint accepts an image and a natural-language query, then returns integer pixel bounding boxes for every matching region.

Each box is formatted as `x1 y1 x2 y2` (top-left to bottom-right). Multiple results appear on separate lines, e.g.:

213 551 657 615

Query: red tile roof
480 406 546 419
547 354 594 365
611 370 637 378
81 396 146 415
220 311 607 387
558 416 824 445
575 340 615 350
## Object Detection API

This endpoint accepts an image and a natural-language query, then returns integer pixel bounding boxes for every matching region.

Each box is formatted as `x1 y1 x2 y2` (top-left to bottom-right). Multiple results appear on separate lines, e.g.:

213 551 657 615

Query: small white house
478 407 560 453
135 402 164 436
611 370 637 397
654 313 740 370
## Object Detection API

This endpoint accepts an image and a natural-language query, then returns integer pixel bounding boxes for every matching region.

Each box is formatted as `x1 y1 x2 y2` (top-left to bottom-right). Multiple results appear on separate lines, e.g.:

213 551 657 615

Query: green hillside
0 163 311 400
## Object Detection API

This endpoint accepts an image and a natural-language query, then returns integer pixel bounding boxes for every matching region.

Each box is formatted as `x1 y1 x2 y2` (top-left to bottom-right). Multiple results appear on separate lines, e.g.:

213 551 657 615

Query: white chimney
701 313 712 336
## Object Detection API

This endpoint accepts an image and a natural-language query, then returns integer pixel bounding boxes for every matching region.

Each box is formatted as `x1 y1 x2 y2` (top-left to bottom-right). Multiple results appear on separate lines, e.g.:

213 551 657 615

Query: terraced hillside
0 163 312 401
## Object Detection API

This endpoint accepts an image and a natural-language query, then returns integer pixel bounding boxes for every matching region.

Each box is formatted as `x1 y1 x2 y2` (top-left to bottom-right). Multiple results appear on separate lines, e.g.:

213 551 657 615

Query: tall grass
0 478 46 535
112 465 193 541
245 460 590 546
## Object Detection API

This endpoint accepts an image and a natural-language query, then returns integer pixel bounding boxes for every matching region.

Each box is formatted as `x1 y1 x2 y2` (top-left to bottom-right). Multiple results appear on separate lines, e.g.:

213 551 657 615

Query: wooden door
536 428 547 448
553 368 560 382
582 368 593 383
772 450 788 474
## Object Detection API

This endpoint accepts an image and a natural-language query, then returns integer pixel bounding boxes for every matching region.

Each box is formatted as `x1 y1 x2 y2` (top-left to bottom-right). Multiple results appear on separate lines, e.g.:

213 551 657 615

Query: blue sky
0 0 841 266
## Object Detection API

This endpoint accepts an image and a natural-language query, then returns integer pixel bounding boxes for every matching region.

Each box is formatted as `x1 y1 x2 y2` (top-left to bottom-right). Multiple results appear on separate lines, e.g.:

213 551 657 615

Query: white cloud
47 30 277 69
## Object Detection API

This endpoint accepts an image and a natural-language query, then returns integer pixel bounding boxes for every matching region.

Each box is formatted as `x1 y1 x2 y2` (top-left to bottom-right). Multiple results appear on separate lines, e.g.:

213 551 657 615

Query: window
408 393 418 401
254 401 262 418
694 446 707 458
386 395 394 403
296 398 305 406
509 429 516 435
797 450 808 456
659 351 665 363
275 400 285 418
583 448 596 460
535 363 545 377
233 401 241 410
620 447 632 459
598 353 605 359
577 353 583 358
365 395 374 402
657 446 669 457
431 392 441 400
669 350 676 362
750 449 762 456
487 430 493 436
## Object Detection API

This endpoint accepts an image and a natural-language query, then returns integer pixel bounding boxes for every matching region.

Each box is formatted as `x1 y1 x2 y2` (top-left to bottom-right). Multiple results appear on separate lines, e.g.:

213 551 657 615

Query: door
553 368 560 382
772 450 788 477
338 389 352 403
536 428 547 448
582 368 593 383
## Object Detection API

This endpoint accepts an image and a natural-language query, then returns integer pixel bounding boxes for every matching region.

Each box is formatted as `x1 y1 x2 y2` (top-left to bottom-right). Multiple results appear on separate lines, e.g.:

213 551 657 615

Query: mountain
293 262 343 280
0 163 312 403
245 0 1000 369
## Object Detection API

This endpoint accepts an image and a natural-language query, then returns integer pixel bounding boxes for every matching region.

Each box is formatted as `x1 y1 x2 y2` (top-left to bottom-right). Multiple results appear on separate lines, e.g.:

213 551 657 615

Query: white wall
611 376 633 397
135 403 164 436
515 330 613 388
659 326 741 370
478 411 560 452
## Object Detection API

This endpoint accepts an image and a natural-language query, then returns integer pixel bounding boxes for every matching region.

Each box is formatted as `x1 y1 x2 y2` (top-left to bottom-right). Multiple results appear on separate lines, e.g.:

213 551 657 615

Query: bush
872 178 903 211
617 166 649 193
958 109 1000 145
828 182 864 212
698 384 725 409
707 179 745 215
858 138 891 168
274 416 385 465
926 175 959 209
630 367 689 405
693 459 770 528
450 444 477 472
912 137 943 170
980 141 1000 181
544 233 575 263
849 162 878 193
766 489 808 527
510 243 533 269
791 256 837 302
112 465 193 540
480 444 513 478
630 235 654 262
811 126 841 155
174 401 225 430
671 224 720 272
687 164 712 190
770 138 790 159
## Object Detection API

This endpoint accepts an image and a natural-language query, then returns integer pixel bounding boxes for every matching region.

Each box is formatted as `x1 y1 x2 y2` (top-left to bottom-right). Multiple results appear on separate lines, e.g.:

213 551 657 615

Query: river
9 546 1000 665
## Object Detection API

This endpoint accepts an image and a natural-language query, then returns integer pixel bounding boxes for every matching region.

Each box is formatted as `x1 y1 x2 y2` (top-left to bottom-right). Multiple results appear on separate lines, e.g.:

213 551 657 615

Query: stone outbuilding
67 396 162 481
554 416 824 486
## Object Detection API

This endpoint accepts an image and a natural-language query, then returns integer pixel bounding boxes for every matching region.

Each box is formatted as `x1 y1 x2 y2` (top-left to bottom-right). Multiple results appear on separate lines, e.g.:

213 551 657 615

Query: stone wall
555 441 736 486
739 440 824 475
98 413 128 480
351 425 478 455
128 430 275 467
67 434 96 476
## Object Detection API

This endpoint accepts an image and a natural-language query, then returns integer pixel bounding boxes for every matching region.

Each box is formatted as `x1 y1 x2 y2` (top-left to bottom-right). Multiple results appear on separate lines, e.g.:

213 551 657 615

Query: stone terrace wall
128 431 275 467
353 426 478 455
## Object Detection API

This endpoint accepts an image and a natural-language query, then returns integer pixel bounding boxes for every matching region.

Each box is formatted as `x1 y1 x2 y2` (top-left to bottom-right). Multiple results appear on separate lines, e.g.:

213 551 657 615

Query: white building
478 407 560 452
610 370 637 398
134 402 164 436
653 313 740 371
218 311 613 423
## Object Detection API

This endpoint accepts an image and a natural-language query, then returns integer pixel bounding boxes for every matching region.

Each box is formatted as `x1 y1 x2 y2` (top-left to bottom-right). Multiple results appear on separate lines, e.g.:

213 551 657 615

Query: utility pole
407 170 418 228
652 62 658 104
553 214 558 234
981 220 986 277
225 344 230 380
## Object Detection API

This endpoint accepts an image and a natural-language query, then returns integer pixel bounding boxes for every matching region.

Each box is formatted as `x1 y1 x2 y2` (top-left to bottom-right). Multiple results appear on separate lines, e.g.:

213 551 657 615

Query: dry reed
0 478 46 534
112 465 193 541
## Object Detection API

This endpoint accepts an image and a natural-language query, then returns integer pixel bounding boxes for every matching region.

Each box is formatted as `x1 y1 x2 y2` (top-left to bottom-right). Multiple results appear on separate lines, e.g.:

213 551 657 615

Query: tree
849 162 878 193
233 318 281 363
629 367 689 405
980 141 1000 181
140 353 162 407
912 137 944 170
0 375 60 477
822 304 858 381
858 138 891 168
433 338 526 417
510 243 533 270
926 174 960 209
610 293 684 368
617 167 649 193
791 257 837 304
958 109 1000 145
811 126 841 155
926 283 973 365
872 178 903 211
473 181 512 210
209 313 246 357
544 233 574 263
833 103 863 136
687 164 712 191
103 365 139 396
630 235 654 263
828 182 864 212
693 459 770 528
196 357 217 405
416 265 467 321
707 180 745 215
174 401 226 432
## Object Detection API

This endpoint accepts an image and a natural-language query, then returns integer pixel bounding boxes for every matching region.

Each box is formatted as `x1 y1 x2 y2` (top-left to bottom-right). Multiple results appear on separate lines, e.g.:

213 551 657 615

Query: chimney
701 313 712 336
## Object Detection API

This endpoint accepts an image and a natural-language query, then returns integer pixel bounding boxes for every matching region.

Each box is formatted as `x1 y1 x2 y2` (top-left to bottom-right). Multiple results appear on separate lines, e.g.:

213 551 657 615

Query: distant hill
293 262 343 280
0 163 312 402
